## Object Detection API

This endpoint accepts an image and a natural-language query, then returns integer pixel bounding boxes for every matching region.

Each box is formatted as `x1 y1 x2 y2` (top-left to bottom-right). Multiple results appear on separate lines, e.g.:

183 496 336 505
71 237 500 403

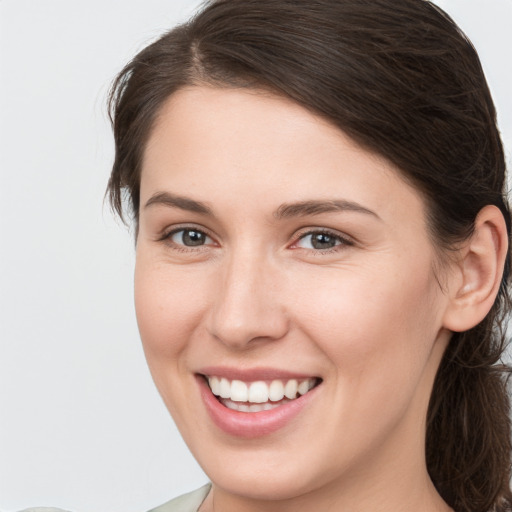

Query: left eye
295 231 346 250
169 229 212 247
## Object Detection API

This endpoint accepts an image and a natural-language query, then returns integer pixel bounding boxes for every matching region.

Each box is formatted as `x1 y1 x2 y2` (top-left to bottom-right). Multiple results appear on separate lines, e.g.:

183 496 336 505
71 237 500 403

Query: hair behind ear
427 325 512 512
428 209 511 512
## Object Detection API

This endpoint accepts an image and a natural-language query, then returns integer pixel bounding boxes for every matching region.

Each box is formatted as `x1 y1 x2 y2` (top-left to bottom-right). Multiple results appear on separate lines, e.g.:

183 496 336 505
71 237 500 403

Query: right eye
168 228 213 247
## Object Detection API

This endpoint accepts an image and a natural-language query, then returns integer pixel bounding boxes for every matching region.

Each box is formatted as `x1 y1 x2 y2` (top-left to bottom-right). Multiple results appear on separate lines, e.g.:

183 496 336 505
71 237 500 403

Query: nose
207 249 289 349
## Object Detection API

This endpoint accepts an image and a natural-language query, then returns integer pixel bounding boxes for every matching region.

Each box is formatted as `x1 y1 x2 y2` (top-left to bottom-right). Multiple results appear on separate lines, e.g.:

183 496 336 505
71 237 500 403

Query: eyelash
158 226 354 254
292 228 354 254
158 226 216 252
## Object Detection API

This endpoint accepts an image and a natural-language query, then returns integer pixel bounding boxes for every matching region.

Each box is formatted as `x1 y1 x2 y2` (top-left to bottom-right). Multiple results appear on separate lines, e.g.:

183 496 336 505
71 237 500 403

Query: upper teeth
207 376 316 403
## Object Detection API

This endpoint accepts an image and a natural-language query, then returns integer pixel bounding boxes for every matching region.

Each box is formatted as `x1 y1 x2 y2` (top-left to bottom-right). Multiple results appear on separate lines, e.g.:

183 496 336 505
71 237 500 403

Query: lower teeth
220 398 292 413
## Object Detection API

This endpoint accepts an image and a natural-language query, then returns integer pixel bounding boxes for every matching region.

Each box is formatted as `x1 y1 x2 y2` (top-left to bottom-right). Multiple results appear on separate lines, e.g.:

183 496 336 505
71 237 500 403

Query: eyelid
158 223 218 246
290 227 355 249
155 224 354 252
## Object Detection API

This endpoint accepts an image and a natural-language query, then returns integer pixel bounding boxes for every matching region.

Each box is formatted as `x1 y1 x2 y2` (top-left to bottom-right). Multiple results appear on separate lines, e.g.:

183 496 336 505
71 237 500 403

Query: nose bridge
208 242 288 348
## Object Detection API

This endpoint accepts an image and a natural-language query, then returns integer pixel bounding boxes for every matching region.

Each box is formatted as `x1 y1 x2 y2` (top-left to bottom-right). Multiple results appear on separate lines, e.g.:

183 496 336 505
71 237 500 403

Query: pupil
183 230 205 246
312 233 335 249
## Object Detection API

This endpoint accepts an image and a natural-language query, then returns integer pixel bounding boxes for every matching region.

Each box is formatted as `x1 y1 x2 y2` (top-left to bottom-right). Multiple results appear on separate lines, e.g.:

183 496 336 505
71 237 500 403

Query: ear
442 205 508 332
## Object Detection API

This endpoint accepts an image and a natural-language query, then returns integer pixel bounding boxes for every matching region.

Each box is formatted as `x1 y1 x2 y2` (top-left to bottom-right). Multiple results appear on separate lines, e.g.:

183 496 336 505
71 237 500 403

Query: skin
134 86 504 512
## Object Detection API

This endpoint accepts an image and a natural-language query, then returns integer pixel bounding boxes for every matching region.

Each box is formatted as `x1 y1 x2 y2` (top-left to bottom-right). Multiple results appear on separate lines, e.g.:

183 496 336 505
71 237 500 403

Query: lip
198 366 318 382
196 371 321 439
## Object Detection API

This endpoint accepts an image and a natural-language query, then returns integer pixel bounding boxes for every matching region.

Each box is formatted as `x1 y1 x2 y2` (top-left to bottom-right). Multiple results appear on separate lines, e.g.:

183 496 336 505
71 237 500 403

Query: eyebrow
144 192 380 221
144 192 213 215
274 199 380 220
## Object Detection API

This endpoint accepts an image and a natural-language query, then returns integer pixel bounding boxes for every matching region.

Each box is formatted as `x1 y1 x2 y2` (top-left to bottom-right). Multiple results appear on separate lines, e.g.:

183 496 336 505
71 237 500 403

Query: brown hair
107 1 512 510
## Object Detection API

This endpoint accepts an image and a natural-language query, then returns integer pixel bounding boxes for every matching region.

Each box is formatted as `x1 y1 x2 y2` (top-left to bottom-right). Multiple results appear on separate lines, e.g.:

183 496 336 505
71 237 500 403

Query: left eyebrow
274 199 381 220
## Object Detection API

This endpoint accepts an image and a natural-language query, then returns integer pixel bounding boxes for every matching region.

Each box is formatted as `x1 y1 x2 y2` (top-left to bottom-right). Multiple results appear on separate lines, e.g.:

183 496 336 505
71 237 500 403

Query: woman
106 0 511 511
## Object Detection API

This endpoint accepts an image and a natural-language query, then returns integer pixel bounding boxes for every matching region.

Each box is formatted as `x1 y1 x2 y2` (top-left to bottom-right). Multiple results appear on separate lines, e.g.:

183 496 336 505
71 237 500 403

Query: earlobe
442 205 508 333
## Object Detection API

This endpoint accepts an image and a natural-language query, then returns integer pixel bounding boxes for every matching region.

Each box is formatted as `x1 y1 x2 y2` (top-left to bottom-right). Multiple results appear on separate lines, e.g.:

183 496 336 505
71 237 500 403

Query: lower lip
197 376 320 438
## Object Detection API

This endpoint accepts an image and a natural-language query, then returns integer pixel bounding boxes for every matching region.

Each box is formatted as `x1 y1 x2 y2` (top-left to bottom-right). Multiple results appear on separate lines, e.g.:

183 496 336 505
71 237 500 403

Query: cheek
133 256 212 426
287 263 445 457
292 260 443 389
134 256 206 362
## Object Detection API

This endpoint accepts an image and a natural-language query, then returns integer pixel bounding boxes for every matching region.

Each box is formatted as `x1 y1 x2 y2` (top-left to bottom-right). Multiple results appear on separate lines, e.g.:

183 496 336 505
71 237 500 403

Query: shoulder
16 485 211 512
15 485 211 512
147 484 212 512
17 509 71 512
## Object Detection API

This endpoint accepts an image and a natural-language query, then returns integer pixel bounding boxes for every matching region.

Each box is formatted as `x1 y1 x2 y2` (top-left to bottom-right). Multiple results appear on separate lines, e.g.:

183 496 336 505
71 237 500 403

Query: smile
206 376 319 413
197 369 322 437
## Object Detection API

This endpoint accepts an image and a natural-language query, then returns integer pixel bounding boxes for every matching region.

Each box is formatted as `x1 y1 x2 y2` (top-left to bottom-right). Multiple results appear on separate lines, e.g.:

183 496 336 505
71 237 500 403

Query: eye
294 230 352 251
169 228 213 247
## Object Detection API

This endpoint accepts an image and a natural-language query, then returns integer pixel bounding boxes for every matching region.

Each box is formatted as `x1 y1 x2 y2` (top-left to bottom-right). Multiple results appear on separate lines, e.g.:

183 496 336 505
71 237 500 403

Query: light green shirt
148 484 211 512
18 484 211 512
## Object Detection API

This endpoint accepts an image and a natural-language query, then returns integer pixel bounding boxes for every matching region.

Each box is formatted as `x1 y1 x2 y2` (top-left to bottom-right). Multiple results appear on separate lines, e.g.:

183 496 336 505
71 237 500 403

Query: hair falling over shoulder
106 1 512 510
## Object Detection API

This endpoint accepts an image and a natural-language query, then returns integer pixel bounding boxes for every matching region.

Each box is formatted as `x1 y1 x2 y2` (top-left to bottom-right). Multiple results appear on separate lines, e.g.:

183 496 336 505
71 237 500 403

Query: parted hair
107 1 512 510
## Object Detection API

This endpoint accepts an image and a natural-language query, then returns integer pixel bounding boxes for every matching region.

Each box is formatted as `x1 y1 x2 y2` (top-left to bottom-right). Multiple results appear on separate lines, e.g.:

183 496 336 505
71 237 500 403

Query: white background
1 1 511 511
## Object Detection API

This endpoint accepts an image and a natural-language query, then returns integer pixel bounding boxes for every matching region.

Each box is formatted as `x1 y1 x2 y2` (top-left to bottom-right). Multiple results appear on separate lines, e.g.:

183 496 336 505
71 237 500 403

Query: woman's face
136 87 453 501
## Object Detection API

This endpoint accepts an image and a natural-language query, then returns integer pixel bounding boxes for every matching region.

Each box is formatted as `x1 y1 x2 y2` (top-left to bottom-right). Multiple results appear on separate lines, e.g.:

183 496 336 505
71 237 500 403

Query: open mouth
203 375 322 413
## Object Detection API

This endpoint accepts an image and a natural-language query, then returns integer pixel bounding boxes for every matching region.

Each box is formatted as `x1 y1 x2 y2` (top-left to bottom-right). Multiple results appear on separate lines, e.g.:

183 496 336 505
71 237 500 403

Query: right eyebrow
144 191 213 216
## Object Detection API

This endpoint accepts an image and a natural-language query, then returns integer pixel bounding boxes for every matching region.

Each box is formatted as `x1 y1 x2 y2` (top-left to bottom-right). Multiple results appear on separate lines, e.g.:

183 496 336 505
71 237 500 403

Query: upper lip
197 366 320 382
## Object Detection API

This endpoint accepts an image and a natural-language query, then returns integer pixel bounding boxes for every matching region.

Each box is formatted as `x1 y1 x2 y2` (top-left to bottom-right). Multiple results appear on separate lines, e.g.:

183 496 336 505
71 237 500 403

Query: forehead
141 86 426 227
